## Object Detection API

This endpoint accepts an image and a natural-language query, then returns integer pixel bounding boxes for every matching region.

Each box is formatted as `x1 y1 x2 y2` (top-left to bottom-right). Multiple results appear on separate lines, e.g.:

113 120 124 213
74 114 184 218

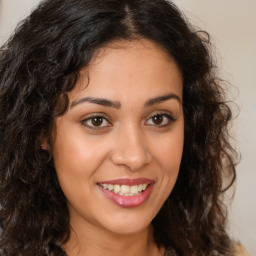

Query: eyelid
80 111 176 131
81 113 112 130
145 111 176 127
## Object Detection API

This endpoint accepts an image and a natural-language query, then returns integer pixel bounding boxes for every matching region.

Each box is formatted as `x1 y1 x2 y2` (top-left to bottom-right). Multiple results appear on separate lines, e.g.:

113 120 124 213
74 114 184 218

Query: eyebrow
144 93 181 107
70 97 121 109
70 93 181 109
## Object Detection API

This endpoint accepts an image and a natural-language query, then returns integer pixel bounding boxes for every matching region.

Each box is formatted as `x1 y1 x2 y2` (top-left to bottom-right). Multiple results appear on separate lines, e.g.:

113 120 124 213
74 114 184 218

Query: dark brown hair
0 0 237 255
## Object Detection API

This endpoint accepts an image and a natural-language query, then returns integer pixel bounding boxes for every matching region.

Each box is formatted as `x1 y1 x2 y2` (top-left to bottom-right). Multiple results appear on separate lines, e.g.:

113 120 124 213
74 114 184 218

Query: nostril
109 128 152 170
110 146 152 171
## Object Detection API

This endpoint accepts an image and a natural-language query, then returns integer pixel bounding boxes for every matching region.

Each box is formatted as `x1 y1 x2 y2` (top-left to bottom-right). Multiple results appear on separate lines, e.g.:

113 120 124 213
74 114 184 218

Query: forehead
69 39 183 102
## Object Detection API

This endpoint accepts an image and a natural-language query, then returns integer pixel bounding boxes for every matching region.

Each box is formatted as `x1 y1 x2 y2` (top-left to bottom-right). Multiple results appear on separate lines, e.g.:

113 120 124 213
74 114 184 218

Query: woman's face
50 39 184 236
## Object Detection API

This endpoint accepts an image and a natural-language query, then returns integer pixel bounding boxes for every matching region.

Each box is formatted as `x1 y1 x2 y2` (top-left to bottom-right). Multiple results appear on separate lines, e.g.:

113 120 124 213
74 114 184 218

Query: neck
63 222 164 256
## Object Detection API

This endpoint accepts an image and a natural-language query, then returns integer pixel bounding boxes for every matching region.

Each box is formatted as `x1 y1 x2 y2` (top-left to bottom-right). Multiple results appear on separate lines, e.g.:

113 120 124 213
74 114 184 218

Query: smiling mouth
99 184 149 196
97 178 154 207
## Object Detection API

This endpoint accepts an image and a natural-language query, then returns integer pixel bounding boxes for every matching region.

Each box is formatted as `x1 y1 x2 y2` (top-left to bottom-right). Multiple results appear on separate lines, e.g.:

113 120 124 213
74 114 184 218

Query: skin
45 39 184 256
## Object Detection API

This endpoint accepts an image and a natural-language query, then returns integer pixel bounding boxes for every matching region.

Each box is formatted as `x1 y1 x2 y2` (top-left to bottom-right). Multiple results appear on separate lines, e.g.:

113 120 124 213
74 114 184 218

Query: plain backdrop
0 0 255 255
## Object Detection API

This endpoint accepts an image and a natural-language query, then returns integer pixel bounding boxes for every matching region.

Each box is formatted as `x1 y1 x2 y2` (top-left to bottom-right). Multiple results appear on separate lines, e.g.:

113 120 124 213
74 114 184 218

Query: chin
101 212 155 235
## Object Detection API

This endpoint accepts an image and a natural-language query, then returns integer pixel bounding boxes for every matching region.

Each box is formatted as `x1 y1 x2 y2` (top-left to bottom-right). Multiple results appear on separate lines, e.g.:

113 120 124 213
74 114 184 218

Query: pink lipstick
97 178 154 208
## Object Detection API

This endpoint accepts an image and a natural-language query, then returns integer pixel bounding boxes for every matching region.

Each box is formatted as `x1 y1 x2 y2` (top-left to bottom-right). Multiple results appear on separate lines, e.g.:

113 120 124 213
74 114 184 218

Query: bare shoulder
235 242 250 256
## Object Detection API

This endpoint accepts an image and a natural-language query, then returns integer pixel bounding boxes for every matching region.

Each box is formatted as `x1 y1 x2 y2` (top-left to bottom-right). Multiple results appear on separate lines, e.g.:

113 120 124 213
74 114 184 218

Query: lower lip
98 183 154 208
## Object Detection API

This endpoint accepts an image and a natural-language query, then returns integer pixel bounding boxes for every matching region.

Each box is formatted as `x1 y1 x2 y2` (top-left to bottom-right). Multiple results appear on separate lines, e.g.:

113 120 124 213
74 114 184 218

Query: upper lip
97 178 155 186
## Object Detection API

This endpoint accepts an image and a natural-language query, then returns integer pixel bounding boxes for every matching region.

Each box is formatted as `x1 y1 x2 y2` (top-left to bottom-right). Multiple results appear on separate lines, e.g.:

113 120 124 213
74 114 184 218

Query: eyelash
145 113 176 128
81 114 111 130
81 112 176 130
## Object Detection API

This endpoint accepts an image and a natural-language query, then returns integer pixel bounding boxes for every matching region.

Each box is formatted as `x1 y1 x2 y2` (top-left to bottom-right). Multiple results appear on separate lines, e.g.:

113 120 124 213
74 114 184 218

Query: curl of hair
0 0 237 255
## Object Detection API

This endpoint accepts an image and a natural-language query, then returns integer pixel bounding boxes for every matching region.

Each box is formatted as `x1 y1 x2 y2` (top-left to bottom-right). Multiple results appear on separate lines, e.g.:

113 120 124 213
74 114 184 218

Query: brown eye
152 114 163 125
91 116 104 126
81 115 111 130
145 113 175 127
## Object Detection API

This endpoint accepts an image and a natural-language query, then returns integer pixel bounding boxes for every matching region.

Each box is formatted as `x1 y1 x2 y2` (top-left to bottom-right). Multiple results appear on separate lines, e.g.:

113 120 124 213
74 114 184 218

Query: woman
0 0 246 255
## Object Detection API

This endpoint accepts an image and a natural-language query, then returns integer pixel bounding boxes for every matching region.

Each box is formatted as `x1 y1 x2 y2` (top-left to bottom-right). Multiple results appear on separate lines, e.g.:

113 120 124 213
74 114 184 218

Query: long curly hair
0 0 237 255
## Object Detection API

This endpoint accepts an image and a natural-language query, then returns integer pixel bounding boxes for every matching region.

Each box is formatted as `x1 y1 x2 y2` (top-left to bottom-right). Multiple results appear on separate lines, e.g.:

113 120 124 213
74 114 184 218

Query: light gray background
0 0 255 254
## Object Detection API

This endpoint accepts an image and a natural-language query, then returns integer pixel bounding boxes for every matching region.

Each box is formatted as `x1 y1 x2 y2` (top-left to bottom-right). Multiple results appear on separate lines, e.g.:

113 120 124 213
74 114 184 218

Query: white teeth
102 184 108 189
100 183 149 196
130 185 139 194
108 184 114 191
121 185 130 194
142 184 147 190
113 185 120 193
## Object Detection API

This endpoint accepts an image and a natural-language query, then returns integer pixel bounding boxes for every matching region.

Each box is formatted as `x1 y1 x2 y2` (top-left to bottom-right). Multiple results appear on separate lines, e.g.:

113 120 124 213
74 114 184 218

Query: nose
110 126 152 172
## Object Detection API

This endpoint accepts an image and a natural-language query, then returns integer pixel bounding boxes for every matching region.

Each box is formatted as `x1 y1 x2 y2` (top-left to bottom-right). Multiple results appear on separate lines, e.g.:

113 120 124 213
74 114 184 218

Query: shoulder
234 242 250 256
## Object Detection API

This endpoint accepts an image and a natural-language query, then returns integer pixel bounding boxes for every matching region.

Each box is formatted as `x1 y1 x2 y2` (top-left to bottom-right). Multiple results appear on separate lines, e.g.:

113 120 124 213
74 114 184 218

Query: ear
41 137 50 150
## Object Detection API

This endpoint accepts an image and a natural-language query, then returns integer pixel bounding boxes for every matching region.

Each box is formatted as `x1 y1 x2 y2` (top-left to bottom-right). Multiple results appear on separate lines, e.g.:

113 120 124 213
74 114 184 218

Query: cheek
51 134 104 208
52 133 113 205
51 135 89 197
52 120 103 172
53 138 103 180
153 129 184 171
151 127 184 193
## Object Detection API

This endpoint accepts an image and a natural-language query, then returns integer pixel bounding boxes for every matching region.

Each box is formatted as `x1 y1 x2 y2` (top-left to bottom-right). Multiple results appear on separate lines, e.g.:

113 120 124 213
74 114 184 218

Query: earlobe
41 138 50 150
